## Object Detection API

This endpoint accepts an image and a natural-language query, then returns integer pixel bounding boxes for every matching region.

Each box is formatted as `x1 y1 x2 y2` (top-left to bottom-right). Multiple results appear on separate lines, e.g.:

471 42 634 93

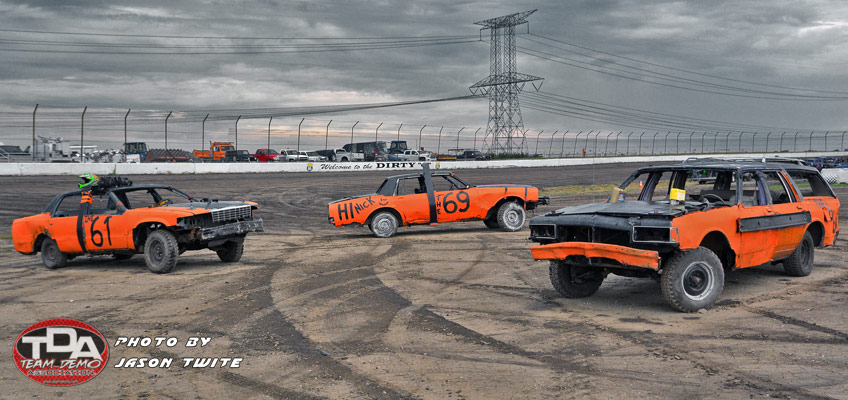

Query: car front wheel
144 229 179 274
549 261 604 298
496 201 526 231
216 239 244 262
661 247 724 312
40 237 68 269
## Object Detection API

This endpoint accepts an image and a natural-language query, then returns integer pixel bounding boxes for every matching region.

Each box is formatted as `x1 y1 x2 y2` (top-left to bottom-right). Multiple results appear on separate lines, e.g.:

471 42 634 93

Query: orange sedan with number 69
328 165 547 237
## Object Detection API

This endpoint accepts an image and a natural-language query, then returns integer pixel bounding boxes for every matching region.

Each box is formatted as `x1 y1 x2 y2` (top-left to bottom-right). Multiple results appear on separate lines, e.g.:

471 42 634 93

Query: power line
0 39 479 55
0 27 479 41
516 46 848 101
530 33 848 96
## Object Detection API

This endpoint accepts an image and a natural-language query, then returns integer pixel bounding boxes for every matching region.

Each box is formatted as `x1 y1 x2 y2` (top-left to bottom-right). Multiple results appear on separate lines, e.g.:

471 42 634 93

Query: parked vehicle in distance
223 150 257 162
34 136 72 163
302 151 328 162
329 164 548 238
452 149 491 161
343 141 388 162
281 149 307 162
389 140 409 154
194 142 235 161
528 159 840 312
253 148 282 162
12 174 264 273
398 149 435 161
316 148 360 162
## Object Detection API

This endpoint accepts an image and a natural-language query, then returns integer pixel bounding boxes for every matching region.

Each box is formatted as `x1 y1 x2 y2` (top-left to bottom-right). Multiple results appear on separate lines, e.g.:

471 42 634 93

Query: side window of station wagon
786 170 834 198
761 171 794 204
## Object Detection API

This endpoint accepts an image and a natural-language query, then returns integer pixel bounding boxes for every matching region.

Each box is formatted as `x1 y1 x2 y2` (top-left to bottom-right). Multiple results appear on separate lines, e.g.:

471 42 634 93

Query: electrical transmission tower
470 10 543 156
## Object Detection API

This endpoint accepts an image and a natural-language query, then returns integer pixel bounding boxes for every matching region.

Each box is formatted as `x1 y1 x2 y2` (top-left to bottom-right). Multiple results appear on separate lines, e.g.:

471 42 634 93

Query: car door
735 171 780 267
391 177 431 224
48 193 86 253
432 175 472 223
760 170 810 259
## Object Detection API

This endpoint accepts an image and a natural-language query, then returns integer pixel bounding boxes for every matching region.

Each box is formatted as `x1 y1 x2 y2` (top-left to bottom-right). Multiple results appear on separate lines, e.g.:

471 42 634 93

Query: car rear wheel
661 247 724 312
483 216 500 229
783 231 814 277
549 261 604 298
144 229 179 274
40 237 67 269
496 201 525 231
370 211 398 238
217 239 244 262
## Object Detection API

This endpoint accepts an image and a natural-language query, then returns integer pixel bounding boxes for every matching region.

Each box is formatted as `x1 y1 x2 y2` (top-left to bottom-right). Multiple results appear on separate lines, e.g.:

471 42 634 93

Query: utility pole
80 106 87 163
350 121 359 149
123 109 131 160
470 10 543 156
267 117 273 151
297 118 304 152
456 127 465 150
165 111 172 160
202 114 209 151
418 125 426 150
32 104 38 161
437 126 444 155
325 120 332 151
235 115 241 151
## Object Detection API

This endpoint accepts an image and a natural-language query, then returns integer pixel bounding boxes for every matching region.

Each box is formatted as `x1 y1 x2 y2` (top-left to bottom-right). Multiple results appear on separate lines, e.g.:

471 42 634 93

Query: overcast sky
2 0 848 151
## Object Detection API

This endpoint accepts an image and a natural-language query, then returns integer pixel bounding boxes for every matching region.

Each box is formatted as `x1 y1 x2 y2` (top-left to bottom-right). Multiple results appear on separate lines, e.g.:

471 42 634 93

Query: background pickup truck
316 148 361 162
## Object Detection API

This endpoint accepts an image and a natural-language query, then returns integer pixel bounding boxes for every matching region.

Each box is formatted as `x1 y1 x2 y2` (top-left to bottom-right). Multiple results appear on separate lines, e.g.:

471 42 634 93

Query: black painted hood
544 201 688 218
167 200 254 210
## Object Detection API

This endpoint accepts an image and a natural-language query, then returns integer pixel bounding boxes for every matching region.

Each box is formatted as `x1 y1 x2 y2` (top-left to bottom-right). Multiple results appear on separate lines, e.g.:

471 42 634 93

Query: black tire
144 229 179 274
113 253 134 261
661 247 724 312
40 237 67 269
216 239 244 262
370 211 398 238
549 261 604 298
483 216 500 229
783 231 814 277
496 201 526 231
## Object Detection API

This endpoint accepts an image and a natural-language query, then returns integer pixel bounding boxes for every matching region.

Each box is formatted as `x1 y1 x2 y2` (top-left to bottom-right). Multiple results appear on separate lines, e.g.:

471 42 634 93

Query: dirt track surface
1 164 847 400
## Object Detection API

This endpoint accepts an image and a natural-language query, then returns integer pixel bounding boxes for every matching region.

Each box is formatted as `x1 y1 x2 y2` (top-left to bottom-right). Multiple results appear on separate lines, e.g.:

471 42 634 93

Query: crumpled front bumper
530 241 660 270
201 219 264 240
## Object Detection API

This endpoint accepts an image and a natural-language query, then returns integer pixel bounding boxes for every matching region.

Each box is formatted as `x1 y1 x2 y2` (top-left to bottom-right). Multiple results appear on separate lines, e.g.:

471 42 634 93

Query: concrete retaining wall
1 151 845 177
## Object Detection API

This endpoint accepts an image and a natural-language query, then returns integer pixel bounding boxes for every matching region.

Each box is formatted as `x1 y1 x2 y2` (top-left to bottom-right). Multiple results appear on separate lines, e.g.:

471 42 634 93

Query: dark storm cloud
2 0 848 149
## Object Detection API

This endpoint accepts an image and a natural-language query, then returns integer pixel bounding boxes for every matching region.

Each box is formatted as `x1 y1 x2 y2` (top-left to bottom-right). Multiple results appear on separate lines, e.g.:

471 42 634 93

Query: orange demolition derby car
12 175 263 273
329 165 548 237
529 159 840 312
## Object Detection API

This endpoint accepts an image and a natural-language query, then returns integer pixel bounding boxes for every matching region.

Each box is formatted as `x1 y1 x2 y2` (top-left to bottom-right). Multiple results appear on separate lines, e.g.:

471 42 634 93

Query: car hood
544 201 688 218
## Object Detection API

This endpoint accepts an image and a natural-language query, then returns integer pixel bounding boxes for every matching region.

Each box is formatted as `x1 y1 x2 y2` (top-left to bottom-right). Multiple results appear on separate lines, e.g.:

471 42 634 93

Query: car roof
642 158 820 174
384 171 455 180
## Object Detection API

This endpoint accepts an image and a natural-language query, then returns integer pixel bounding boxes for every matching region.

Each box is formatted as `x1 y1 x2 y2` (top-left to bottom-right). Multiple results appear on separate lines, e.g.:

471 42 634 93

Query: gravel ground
1 164 846 399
